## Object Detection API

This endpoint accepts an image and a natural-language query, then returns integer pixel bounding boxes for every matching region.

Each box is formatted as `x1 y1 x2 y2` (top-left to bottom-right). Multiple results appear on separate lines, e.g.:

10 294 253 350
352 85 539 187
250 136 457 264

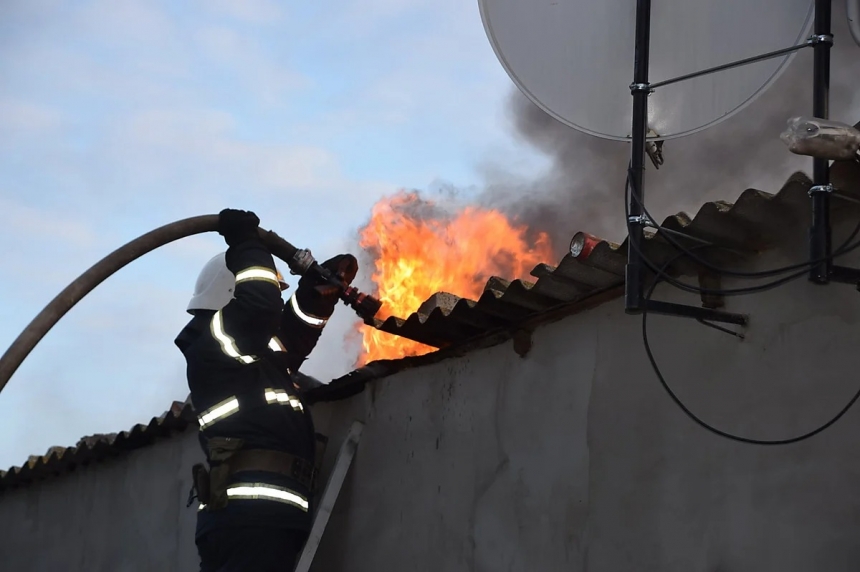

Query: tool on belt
187 434 328 510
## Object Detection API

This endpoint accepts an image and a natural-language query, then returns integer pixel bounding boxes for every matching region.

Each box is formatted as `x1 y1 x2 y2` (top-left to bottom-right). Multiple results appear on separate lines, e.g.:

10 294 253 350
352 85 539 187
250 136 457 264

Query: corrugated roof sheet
357 160 860 351
312 158 860 400
3 156 859 491
0 399 196 493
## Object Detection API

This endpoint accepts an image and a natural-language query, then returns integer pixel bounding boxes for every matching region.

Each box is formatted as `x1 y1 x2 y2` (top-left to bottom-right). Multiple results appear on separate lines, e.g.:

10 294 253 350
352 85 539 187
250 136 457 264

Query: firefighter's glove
218 208 260 247
295 254 359 319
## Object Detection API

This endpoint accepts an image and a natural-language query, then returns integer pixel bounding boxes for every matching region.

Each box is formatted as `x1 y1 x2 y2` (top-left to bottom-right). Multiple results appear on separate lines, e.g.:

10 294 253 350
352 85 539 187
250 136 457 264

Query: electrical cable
625 159 860 444
629 232 860 298
641 249 860 445
626 166 820 277
625 165 854 279
624 167 860 296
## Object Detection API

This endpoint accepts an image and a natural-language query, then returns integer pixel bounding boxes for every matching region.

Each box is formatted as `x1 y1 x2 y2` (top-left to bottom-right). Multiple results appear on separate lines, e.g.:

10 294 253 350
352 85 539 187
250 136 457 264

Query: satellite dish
849 0 860 47
479 0 815 141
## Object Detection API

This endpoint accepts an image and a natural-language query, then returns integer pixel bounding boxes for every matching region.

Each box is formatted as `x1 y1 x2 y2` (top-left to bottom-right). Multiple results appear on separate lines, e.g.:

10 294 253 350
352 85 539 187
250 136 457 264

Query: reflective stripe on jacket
175 237 322 522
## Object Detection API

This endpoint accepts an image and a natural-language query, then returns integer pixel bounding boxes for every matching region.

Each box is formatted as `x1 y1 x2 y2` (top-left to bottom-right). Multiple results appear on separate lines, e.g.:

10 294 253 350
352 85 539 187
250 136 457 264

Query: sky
1 0 858 471
0 0 552 469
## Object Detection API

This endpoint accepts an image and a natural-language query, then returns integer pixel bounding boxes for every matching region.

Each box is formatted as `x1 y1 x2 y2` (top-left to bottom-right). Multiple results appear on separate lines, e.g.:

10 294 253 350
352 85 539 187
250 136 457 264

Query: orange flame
355 190 553 365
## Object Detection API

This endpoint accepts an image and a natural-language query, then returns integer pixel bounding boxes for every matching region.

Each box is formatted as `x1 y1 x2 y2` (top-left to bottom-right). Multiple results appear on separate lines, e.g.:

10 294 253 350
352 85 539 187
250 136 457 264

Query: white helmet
187 252 235 314
186 252 288 314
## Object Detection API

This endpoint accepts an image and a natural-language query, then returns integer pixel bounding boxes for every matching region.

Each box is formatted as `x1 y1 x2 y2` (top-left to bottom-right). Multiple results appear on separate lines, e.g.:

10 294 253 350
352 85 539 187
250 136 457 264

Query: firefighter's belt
205 436 245 511
228 449 316 492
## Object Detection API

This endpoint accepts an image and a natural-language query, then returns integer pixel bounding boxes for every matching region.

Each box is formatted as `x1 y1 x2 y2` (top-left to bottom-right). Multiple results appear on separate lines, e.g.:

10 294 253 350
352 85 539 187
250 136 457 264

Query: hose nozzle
341 286 383 322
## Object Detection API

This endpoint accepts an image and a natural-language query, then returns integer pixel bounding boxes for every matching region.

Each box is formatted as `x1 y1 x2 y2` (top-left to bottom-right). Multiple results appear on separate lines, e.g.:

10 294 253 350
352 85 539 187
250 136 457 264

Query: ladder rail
293 420 364 572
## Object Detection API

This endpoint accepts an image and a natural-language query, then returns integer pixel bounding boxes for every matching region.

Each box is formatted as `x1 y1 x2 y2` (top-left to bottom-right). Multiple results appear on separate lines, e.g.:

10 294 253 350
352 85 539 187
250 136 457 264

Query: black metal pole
809 0 833 283
625 0 652 313
649 41 812 90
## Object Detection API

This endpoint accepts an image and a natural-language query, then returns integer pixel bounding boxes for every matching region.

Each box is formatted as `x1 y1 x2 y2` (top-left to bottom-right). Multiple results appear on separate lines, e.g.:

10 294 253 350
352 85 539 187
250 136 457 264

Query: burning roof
355 190 554 364
2 157 859 491
320 158 860 400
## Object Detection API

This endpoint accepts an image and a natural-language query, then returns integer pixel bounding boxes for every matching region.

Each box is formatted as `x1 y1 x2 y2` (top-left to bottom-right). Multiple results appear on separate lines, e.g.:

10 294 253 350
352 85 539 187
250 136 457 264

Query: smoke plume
480 13 860 255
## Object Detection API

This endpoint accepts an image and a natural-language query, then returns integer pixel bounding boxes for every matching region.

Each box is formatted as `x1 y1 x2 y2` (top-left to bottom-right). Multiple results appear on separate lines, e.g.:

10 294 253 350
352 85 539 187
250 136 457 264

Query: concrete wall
310 235 860 572
0 430 204 571
4 223 860 571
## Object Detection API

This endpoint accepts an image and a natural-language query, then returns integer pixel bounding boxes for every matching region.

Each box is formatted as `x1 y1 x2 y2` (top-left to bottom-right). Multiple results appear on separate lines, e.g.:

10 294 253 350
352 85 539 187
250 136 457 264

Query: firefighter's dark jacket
175 236 326 533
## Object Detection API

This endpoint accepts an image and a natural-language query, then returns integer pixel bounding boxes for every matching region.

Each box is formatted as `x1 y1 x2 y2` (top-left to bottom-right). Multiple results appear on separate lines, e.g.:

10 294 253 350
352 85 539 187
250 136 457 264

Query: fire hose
0 215 382 395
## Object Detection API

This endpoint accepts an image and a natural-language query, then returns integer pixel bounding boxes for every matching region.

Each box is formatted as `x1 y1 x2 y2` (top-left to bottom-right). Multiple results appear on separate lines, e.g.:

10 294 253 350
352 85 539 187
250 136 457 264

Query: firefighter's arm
217 209 283 356
279 253 358 371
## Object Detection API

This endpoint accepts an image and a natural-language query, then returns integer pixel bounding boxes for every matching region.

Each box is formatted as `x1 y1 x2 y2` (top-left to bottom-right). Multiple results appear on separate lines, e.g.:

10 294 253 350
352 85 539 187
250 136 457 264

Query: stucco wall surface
310 241 860 572
3 230 860 571
0 430 203 571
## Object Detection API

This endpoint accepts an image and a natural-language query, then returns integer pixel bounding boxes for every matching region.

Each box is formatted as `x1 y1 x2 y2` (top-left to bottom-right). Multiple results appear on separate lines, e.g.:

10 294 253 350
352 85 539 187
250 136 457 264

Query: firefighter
175 208 358 571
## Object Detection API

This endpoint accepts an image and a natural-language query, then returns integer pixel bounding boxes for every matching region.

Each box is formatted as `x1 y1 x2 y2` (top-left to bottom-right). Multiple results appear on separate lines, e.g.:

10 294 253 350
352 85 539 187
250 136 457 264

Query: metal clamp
807 33 834 46
627 214 655 228
629 82 653 94
808 183 834 196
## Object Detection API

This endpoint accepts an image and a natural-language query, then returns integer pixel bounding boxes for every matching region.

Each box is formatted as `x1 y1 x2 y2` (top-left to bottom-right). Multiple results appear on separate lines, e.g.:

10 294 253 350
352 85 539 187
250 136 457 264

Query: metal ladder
293 420 364 572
